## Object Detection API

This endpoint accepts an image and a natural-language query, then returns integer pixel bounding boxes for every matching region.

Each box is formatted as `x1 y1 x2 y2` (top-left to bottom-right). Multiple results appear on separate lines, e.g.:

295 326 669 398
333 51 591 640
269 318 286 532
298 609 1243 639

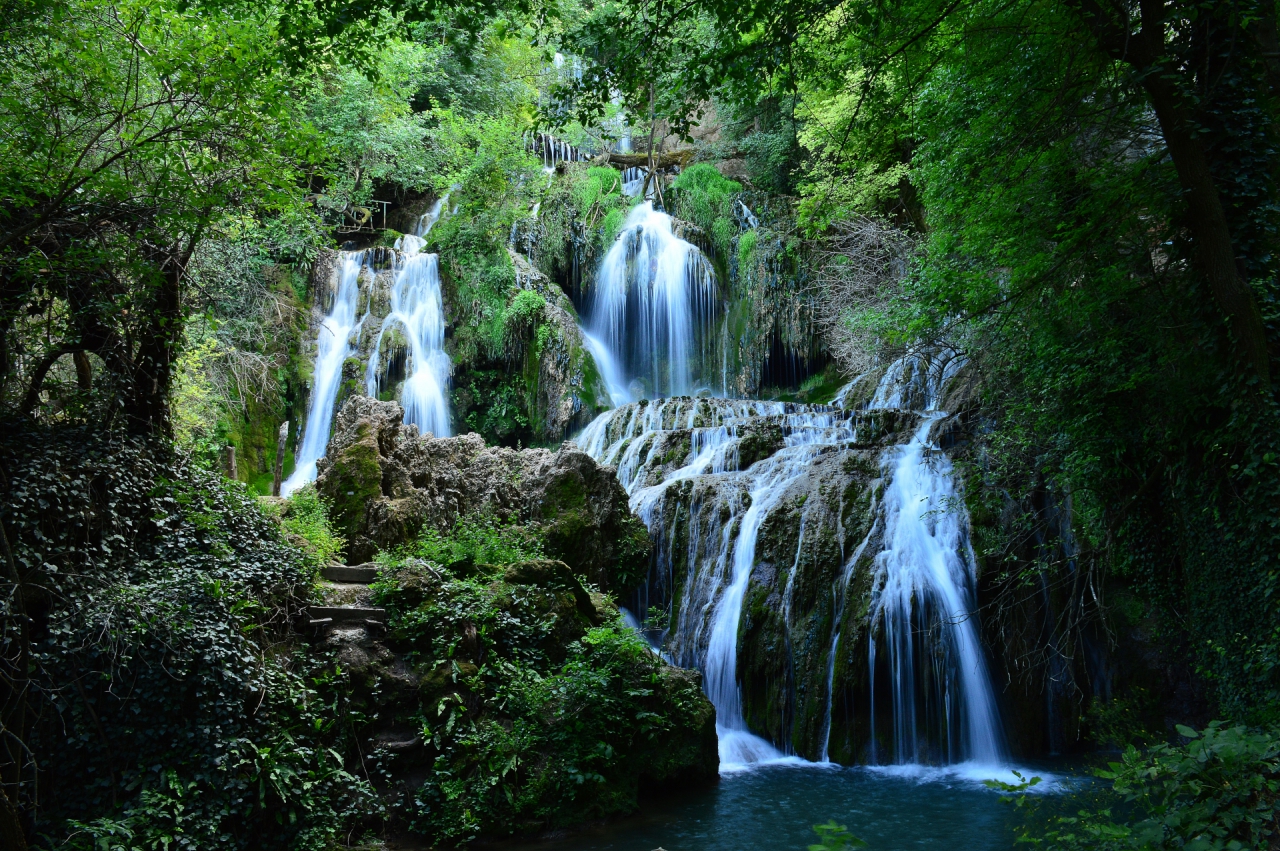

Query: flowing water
583 203 720 400
284 200 453 494
868 414 1003 765
282 250 369 496
364 204 452 438
579 206 1009 773
501 760 1069 851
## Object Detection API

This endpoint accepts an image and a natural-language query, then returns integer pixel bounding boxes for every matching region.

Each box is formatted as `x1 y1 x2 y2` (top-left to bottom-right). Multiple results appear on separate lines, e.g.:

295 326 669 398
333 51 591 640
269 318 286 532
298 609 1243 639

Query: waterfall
575 350 1006 770
581 329 632 406
583 202 719 399
578 398 862 768
867 413 1004 765
364 204 452 437
535 132 589 170
284 198 453 496
282 250 369 496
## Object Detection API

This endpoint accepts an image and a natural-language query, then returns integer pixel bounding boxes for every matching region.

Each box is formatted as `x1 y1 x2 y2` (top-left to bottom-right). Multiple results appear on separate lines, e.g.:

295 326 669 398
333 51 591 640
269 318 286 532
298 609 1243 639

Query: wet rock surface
577 395 919 762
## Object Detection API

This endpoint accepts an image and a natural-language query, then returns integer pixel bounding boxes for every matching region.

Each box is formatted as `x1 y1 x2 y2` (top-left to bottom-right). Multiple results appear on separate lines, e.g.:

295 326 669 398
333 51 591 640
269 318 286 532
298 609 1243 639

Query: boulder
316 396 650 590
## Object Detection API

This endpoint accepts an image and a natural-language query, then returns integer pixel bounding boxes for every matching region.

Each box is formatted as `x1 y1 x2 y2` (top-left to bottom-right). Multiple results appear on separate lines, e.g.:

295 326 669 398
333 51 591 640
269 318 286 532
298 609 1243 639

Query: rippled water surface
504 761 1073 851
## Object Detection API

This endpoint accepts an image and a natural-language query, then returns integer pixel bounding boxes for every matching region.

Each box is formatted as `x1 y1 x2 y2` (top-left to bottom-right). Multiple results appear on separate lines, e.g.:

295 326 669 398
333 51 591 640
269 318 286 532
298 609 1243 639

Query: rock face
576 395 920 762
508 246 613 440
316 395 650 589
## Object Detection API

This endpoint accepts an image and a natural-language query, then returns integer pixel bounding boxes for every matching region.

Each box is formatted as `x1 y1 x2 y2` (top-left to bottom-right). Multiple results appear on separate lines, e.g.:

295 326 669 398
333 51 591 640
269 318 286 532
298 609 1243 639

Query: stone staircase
306 563 388 630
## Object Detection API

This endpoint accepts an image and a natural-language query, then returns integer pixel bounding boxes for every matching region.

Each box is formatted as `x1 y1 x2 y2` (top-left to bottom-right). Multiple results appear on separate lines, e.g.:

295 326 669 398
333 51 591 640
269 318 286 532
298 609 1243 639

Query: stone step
321 563 380 584
307 605 388 626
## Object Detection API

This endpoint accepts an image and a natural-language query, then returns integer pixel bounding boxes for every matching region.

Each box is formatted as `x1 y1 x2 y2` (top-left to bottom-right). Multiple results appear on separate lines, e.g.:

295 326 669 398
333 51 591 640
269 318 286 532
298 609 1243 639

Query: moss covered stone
316 420 383 544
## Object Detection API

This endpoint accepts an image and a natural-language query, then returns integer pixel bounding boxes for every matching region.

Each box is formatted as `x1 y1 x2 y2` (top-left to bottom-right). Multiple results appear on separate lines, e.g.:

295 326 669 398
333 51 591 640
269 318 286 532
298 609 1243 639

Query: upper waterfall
583 202 720 401
284 198 453 495
364 205 453 439
282 250 369 496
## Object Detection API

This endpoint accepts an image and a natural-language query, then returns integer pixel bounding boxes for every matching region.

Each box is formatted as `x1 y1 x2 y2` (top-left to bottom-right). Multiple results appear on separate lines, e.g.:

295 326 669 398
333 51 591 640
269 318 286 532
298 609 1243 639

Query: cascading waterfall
284 198 454 496
364 203 452 438
575 351 1006 770
534 132 589 170
583 202 720 400
866 412 1004 765
579 398 864 767
282 250 369 496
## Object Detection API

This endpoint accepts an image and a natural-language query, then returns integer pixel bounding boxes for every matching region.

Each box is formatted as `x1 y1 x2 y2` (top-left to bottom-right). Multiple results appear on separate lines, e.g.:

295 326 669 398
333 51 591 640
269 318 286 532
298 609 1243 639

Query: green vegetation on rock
670 163 742 259
355 532 717 845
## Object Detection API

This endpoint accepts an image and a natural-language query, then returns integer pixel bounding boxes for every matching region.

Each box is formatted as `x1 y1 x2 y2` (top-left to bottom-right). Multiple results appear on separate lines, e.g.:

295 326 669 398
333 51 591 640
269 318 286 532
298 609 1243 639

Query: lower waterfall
869 414 1004 765
577 354 1006 770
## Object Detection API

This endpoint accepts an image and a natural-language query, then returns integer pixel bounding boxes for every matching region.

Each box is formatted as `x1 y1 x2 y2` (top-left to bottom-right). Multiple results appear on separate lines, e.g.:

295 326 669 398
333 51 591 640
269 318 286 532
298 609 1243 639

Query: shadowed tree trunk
1069 0 1273 386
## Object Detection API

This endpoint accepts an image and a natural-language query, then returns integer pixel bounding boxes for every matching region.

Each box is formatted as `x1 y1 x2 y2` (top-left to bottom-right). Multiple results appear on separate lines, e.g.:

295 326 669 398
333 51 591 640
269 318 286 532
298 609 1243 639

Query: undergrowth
999 722 1280 850
361 518 715 845
0 425 374 849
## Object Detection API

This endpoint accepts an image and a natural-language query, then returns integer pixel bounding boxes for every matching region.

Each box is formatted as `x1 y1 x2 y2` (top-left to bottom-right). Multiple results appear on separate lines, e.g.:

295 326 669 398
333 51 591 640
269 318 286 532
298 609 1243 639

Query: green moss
737 419 785 468
737 227 758 271
317 421 383 543
601 207 626 247
671 163 742 259
364 551 717 845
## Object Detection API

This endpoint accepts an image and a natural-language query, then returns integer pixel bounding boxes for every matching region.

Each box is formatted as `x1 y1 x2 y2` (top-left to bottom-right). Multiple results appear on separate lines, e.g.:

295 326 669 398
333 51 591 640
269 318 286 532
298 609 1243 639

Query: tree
0 0 307 434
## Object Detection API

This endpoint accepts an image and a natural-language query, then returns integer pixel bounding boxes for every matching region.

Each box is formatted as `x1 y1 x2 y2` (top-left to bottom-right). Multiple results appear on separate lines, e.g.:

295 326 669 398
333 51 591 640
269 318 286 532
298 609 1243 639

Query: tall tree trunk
125 230 200 436
125 262 181 435
0 787 26 851
1070 0 1273 385
1139 69 1272 383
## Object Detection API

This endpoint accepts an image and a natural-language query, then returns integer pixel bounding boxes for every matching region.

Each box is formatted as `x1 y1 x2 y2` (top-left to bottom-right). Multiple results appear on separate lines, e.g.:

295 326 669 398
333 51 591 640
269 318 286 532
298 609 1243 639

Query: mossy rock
501 558 599 625
737 418 785 468
317 421 384 545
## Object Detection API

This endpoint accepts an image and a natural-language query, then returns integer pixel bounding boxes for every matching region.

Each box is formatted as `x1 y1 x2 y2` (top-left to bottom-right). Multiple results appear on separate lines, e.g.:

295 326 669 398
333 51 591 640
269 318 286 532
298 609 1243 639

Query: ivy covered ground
0 427 715 849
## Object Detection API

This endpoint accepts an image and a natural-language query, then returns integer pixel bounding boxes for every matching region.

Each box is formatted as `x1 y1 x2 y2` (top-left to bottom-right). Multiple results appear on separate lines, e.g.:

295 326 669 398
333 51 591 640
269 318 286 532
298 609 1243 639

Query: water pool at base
504 761 1073 851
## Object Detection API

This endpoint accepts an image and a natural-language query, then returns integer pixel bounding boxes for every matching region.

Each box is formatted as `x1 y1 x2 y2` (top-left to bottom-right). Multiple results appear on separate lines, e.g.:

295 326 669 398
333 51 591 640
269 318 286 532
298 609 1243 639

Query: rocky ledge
316 395 651 593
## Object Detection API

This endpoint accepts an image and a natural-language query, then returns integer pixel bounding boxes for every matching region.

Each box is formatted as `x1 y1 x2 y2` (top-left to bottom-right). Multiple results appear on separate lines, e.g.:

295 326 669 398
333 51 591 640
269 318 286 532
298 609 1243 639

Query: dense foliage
1000 723 1280 849
7 0 1280 843
0 426 373 848
362 524 714 844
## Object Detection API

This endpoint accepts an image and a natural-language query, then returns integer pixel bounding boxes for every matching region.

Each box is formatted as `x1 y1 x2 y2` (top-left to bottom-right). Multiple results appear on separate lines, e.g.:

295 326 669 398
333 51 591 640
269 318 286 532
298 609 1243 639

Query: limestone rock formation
316 395 651 589
509 246 613 440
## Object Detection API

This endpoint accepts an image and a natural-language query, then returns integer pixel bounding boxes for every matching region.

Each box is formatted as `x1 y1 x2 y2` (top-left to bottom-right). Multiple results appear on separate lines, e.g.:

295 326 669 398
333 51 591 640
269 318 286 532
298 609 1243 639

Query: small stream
504 761 1071 851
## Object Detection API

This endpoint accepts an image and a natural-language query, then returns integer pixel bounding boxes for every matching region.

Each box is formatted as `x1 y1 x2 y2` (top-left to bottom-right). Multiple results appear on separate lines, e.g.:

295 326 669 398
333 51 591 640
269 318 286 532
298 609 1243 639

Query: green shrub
0 425 375 849
671 163 742 258
366 552 715 846
573 166 627 218
1009 722 1280 849
394 513 546 567
278 484 345 571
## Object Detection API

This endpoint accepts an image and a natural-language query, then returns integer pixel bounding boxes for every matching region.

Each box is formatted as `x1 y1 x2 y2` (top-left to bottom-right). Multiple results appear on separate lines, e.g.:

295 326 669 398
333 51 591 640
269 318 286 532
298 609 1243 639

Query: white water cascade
282 250 369 496
578 398 863 768
575 351 1006 771
283 199 454 496
583 202 720 401
867 412 1004 765
364 205 452 438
